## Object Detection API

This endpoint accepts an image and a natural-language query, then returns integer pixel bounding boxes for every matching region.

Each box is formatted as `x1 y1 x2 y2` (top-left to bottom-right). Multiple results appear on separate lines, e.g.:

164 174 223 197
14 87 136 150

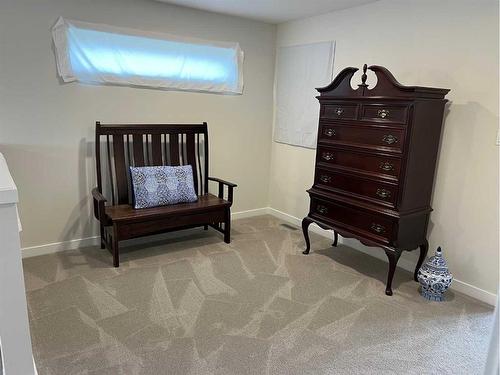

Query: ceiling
155 0 380 24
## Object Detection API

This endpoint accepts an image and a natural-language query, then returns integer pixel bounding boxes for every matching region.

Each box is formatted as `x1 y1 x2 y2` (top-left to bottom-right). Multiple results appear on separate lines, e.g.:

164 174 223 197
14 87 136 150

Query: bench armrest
208 177 237 188
92 188 107 202
208 177 237 204
92 188 107 222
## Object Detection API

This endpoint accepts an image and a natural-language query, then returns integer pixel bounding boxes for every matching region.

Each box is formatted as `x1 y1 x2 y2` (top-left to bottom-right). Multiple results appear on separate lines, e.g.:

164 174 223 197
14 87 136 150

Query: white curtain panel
274 42 335 149
52 17 244 94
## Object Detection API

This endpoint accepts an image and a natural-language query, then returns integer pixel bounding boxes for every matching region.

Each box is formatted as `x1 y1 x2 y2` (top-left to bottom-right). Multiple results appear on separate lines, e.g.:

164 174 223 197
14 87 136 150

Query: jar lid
421 247 450 273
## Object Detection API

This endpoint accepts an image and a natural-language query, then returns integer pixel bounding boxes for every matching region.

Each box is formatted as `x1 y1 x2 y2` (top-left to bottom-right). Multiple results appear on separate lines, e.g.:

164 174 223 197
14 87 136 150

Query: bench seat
105 194 230 223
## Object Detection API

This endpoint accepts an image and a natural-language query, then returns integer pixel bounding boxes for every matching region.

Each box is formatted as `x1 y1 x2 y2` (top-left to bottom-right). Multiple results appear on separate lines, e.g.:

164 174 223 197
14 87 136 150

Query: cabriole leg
302 217 313 255
384 249 402 296
414 239 429 282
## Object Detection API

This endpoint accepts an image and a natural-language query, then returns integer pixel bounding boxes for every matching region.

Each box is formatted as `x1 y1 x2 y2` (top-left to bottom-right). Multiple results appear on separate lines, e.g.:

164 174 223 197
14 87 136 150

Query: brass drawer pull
324 128 336 137
376 188 391 199
379 162 394 172
317 205 328 214
320 175 332 183
322 152 334 161
382 134 398 145
371 223 386 233
335 108 344 116
378 109 390 119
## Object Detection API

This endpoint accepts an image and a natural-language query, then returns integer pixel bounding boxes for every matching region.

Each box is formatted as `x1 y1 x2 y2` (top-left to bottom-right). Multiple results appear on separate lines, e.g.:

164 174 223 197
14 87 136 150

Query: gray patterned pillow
129 165 198 209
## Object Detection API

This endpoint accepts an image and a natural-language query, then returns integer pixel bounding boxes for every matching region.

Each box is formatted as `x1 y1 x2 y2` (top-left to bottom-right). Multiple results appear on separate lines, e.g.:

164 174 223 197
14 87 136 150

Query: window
52 18 243 94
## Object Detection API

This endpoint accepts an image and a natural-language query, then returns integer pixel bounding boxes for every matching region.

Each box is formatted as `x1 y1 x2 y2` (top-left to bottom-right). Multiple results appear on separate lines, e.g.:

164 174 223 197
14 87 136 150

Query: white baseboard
232 207 269 219
22 236 99 258
21 206 497 306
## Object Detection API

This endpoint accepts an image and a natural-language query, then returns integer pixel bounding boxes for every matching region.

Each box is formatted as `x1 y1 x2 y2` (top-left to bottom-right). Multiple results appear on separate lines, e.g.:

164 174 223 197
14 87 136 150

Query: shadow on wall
60 138 97 246
67 137 97 240
427 101 499 275
425 100 452 238
0 138 98 247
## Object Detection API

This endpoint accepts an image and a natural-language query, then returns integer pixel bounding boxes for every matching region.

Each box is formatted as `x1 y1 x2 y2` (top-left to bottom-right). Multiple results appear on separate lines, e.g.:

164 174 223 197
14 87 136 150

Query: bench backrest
95 122 209 205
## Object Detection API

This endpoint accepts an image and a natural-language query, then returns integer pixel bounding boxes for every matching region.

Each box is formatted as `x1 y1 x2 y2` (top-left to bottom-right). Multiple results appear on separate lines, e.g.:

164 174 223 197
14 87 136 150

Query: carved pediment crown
317 64 450 99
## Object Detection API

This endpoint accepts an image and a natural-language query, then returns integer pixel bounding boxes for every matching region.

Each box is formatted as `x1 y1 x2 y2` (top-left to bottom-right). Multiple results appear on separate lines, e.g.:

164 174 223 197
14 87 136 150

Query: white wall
0 0 276 248
269 0 499 296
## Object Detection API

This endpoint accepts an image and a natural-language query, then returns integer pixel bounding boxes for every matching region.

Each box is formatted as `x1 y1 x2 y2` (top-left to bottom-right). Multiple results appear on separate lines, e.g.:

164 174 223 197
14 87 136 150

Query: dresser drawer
314 168 398 207
310 197 395 243
317 146 402 180
360 104 409 124
319 123 404 153
321 102 358 120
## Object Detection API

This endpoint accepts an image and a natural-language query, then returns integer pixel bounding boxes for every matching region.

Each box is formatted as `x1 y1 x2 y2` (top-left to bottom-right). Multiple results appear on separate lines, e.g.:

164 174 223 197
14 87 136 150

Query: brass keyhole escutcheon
320 175 332 183
376 188 391 199
379 162 394 172
324 128 336 137
317 205 328 214
322 152 334 161
378 109 390 119
371 223 386 233
382 134 397 145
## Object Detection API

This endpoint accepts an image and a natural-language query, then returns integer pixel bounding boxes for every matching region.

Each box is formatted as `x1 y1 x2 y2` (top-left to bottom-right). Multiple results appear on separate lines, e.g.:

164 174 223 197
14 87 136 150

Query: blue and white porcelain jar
417 247 453 301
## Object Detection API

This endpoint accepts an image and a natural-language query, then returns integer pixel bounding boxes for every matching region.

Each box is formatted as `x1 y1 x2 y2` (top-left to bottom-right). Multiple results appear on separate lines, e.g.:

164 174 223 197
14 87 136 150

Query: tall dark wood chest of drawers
302 64 449 296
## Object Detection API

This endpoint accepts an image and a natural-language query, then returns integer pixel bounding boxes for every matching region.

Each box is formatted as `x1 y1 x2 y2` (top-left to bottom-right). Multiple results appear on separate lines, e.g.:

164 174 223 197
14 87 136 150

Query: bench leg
100 224 105 249
332 230 338 247
224 209 231 244
112 224 120 267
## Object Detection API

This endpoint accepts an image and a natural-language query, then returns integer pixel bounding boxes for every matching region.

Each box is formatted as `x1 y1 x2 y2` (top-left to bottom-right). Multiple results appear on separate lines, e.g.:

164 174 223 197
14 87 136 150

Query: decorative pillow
129 165 198 209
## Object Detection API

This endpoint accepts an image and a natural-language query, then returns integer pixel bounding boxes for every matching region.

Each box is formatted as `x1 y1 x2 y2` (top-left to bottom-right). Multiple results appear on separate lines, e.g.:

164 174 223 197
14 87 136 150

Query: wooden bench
92 122 236 267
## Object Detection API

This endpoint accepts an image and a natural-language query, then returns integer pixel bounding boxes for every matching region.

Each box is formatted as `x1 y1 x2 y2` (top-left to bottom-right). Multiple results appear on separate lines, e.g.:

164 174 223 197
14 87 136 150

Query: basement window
52 17 244 94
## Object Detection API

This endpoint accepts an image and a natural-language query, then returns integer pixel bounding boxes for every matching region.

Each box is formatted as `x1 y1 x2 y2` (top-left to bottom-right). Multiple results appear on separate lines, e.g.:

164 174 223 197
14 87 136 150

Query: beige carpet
23 215 493 375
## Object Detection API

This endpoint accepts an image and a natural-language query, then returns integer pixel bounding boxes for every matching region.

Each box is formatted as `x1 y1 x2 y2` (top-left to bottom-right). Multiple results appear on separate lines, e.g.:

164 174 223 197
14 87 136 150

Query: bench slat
151 134 162 165
113 134 129 204
196 133 203 194
132 134 145 167
186 133 198 194
169 134 180 166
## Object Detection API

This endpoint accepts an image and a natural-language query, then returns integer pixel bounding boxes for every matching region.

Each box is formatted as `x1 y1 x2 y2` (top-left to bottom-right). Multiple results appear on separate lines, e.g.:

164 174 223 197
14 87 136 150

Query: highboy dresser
302 64 449 295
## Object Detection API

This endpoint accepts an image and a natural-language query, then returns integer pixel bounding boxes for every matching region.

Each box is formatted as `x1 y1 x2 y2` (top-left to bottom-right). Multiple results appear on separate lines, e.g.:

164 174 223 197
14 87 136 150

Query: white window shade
274 42 335 148
52 17 244 94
